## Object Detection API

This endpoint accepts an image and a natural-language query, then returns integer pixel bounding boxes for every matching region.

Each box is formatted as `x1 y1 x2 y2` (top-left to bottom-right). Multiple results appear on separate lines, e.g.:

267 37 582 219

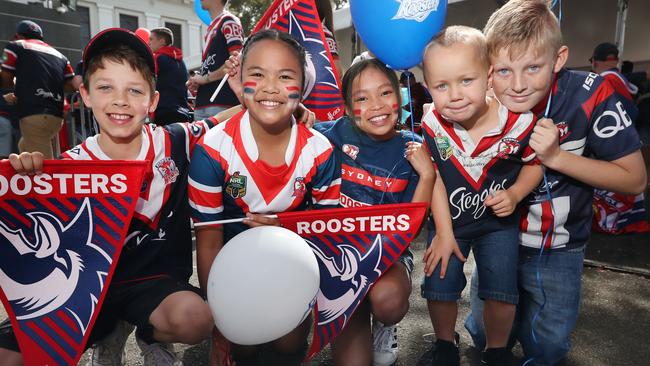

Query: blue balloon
195 0 211 25
350 0 447 70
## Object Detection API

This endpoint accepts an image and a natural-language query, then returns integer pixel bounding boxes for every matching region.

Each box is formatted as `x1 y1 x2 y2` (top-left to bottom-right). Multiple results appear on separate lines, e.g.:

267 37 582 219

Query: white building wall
77 0 206 69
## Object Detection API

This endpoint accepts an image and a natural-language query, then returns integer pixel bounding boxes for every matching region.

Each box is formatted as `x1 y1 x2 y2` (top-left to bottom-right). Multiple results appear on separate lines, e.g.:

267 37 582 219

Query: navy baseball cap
82 28 157 77
16 20 43 39
590 42 619 62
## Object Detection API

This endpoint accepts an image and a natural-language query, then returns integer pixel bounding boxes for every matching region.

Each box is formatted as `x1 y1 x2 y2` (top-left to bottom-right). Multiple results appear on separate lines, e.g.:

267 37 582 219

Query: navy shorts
421 227 519 304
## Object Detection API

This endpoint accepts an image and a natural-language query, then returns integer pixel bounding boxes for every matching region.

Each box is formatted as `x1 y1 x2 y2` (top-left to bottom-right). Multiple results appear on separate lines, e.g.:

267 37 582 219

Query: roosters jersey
315 117 420 207
60 119 215 282
1 39 74 119
422 102 536 239
519 69 642 250
196 11 244 109
189 110 341 242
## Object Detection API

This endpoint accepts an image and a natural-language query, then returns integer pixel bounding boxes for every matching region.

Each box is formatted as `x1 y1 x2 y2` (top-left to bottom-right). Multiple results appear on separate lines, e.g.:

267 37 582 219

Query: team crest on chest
155 157 179 185
497 138 520 158
226 171 247 199
342 144 359 160
556 122 570 142
292 177 307 198
435 135 453 161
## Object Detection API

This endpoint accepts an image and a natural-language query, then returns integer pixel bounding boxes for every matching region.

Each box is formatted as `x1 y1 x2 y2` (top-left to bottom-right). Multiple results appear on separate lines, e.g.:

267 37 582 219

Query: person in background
149 27 192 124
399 71 431 134
1 20 76 158
315 0 342 79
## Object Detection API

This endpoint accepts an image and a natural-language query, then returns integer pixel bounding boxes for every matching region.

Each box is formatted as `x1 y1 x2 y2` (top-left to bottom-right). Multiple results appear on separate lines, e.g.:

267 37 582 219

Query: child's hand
423 232 465 278
8 152 44 175
530 118 561 166
294 104 316 128
405 141 435 180
3 93 16 105
243 213 281 228
484 189 517 217
224 52 242 103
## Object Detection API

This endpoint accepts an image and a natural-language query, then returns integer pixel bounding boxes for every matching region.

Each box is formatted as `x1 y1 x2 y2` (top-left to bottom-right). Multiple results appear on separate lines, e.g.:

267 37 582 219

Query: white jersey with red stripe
60 120 214 282
518 69 642 250
189 110 341 242
422 102 536 239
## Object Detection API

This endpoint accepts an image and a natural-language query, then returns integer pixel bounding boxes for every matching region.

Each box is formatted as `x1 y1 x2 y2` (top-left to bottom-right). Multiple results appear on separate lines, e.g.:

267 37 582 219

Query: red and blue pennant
0 160 147 365
253 0 345 122
277 202 427 360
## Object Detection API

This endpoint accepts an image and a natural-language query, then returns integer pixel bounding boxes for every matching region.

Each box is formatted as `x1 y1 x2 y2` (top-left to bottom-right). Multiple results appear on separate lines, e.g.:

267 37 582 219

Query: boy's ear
79 83 92 108
148 90 160 113
553 46 569 73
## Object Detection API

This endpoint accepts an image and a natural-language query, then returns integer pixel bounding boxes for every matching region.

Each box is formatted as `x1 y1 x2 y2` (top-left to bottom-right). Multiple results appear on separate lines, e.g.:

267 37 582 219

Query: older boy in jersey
187 0 244 120
1 20 76 158
1 28 218 366
464 1 647 364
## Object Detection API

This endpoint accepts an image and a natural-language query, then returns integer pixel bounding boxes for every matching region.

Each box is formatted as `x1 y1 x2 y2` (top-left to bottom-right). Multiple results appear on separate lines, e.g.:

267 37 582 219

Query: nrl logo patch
226 171 247 199
342 144 359 160
155 157 179 185
435 135 452 161
392 0 440 22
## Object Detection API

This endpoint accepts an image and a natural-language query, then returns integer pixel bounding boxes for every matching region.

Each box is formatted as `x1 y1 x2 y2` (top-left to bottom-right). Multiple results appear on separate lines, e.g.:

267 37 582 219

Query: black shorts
0 276 201 352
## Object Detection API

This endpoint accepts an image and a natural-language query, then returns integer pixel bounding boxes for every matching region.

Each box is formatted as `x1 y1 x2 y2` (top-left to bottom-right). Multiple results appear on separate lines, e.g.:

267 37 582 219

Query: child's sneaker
372 320 398 366
86 321 134 366
136 338 183 366
481 347 513 366
429 339 459 366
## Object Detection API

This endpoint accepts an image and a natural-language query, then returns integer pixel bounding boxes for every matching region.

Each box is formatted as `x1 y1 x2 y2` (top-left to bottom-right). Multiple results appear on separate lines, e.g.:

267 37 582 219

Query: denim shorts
421 227 519 304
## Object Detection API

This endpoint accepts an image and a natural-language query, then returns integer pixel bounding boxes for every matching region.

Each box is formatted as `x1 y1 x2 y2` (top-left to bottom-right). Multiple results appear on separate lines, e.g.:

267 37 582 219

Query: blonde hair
484 0 562 60
423 26 488 72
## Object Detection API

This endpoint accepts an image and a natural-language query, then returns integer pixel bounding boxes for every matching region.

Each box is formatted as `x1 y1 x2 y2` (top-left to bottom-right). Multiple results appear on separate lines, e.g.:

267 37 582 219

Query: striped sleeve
310 142 341 209
222 18 244 54
188 143 225 223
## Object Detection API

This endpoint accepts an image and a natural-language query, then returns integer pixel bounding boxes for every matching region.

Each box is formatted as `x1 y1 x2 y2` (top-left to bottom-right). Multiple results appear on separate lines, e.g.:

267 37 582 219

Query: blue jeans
421 227 519 304
465 245 585 365
0 116 12 157
193 105 229 121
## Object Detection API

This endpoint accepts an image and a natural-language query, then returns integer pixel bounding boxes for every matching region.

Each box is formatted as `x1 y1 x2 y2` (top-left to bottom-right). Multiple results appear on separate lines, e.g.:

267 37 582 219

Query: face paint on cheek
243 81 257 97
286 86 301 100
352 108 362 121
392 103 399 112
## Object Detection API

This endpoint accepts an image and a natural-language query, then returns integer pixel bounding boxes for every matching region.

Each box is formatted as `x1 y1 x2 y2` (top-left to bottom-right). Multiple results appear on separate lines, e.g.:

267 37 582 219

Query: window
119 14 139 32
164 22 182 49
78 6 90 49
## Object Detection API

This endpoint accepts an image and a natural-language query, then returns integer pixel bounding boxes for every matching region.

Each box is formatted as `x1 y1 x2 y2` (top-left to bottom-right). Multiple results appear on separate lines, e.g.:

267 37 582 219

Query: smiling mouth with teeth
108 113 132 121
258 100 282 107
369 115 389 123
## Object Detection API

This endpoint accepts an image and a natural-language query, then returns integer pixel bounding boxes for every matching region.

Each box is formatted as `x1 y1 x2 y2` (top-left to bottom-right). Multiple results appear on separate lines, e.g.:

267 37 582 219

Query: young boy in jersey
464 1 647 364
419 26 543 366
313 58 435 366
189 29 340 366
2 28 220 366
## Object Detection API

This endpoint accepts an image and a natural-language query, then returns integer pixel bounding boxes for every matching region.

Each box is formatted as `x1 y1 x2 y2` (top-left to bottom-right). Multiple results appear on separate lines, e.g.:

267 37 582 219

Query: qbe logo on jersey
593 101 633 138
392 0 440 22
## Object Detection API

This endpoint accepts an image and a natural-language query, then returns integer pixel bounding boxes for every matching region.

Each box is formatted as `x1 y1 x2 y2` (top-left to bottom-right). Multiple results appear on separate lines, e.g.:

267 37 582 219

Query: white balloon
207 226 319 345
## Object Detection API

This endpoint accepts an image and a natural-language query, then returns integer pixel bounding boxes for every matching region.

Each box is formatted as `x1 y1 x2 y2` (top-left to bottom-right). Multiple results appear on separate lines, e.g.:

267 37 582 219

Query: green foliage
227 0 348 34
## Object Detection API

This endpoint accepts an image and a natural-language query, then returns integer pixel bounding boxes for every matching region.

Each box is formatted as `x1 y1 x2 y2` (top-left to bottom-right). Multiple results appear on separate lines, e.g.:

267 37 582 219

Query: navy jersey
154 46 191 122
315 117 420 207
196 11 244 109
60 119 216 283
1 39 74 119
519 69 642 250
422 103 536 239
189 110 341 242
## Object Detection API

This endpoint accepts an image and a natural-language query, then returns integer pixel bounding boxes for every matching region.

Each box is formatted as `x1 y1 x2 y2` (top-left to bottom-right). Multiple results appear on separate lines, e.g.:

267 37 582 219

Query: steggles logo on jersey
449 179 508 219
292 177 307 198
556 122 570 142
225 171 247 199
155 157 179 185
435 135 453 161
497 138 520 158
342 144 359 160
392 0 440 22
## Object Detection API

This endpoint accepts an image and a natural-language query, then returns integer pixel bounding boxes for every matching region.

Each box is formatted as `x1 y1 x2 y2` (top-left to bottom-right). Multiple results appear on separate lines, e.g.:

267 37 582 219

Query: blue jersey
315 117 420 207
196 11 244 109
519 69 642 250
422 102 537 239
1 39 74 119
189 110 341 242
61 119 216 283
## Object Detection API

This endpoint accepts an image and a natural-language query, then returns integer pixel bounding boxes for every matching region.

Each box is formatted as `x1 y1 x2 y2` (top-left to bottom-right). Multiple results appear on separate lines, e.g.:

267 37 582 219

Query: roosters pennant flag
0 160 147 366
277 202 427 360
252 0 345 122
